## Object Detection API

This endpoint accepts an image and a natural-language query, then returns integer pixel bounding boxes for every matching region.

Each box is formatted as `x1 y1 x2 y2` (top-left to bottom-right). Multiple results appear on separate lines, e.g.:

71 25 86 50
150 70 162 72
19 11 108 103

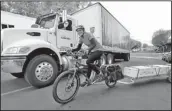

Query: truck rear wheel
167 70 171 83
100 54 107 65
11 73 24 78
24 54 59 88
124 53 130 61
107 54 114 64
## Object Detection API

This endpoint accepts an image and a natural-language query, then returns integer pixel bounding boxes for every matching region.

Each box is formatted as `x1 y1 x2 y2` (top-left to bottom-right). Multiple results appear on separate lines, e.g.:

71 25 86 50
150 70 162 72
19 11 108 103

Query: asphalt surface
1 57 171 110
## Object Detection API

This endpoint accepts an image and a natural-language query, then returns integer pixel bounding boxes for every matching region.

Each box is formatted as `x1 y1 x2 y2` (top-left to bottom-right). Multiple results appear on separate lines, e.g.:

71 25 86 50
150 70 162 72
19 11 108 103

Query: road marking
1 86 33 96
131 56 161 59
117 80 134 84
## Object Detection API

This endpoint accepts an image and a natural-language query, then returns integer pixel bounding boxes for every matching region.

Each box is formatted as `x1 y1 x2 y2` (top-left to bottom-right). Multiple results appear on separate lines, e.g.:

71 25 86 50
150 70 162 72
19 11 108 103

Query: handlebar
66 50 88 68
66 49 88 59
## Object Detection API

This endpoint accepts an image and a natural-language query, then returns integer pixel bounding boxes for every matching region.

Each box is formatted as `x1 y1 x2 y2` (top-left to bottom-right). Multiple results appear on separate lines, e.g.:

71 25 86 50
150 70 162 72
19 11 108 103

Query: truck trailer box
71 3 131 54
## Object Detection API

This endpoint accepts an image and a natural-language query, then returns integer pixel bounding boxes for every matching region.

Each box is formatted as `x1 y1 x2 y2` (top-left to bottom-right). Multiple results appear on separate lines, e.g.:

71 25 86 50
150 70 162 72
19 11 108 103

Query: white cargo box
151 64 171 75
124 64 171 79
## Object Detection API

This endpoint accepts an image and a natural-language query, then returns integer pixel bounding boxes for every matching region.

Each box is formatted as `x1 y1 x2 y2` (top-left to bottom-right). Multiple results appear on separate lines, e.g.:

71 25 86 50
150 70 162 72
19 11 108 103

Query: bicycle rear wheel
52 70 80 104
105 65 123 88
105 73 117 88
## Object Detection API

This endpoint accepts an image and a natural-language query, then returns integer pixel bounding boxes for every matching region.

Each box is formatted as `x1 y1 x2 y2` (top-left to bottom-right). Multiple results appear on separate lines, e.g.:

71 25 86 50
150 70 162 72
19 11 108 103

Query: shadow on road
55 77 171 110
131 78 170 87
55 84 122 109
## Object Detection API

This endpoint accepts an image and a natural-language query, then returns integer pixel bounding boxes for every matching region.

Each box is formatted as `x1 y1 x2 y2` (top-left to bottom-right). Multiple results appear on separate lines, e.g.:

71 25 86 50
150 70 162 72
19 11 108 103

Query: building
1 11 36 29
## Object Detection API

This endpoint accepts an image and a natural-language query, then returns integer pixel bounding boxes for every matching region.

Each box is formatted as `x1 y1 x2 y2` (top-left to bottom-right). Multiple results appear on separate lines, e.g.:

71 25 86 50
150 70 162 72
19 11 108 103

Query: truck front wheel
11 73 24 78
24 54 59 88
124 53 130 61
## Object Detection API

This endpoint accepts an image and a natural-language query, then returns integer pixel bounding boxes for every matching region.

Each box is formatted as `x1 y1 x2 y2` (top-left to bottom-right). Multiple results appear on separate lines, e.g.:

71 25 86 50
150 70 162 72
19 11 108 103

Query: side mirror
31 24 39 28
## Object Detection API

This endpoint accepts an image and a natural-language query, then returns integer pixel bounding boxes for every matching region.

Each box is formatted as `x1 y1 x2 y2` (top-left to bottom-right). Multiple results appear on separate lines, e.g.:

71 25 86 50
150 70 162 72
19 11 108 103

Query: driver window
58 17 72 31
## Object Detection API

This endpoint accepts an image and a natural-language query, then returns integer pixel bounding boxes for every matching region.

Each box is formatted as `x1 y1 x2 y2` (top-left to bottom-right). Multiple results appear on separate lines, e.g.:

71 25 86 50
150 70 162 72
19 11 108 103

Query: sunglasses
76 29 83 32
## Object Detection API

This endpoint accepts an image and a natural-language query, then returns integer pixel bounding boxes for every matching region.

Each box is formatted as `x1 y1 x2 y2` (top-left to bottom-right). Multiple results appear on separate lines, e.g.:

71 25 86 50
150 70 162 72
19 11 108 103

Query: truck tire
11 73 24 78
107 53 114 64
167 70 171 83
124 53 130 61
162 57 165 61
24 54 58 88
100 54 107 65
167 57 171 63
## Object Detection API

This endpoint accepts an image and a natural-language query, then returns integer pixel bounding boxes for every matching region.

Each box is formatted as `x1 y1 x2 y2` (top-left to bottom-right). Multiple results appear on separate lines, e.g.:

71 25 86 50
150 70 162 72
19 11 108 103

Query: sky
93 1 171 46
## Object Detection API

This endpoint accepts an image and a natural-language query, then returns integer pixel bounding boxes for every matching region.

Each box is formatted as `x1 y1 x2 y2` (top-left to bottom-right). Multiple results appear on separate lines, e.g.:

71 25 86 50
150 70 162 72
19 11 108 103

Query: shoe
92 74 100 83
80 79 92 87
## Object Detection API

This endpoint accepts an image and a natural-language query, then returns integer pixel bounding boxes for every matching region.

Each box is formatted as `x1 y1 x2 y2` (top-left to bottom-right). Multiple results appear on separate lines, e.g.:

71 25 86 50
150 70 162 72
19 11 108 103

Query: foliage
152 29 171 47
1 1 93 18
129 39 142 49
1 1 143 51
142 43 148 48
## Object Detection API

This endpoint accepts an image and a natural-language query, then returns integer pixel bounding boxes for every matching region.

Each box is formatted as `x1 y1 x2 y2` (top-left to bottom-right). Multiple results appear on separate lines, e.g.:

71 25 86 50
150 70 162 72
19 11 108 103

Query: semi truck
1 3 131 88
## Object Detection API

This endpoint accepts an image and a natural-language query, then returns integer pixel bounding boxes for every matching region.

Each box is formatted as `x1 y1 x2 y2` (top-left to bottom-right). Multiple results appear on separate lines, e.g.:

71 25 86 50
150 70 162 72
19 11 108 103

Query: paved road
1 57 171 110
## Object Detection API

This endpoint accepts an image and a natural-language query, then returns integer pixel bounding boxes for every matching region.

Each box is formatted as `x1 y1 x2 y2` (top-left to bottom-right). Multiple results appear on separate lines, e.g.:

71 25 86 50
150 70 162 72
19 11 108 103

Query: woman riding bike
53 26 123 103
71 25 104 87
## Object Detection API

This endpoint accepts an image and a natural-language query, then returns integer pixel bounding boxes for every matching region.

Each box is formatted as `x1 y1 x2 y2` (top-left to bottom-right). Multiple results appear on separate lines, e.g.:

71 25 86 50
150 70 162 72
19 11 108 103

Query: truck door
56 17 75 51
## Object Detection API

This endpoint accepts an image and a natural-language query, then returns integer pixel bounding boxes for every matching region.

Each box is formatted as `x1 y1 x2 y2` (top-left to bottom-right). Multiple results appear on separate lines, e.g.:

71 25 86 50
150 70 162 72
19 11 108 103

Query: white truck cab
1 11 78 88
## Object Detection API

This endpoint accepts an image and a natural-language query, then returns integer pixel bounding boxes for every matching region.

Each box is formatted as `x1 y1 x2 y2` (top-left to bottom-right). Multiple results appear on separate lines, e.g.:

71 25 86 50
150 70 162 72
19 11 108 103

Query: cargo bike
52 50 124 104
52 50 171 104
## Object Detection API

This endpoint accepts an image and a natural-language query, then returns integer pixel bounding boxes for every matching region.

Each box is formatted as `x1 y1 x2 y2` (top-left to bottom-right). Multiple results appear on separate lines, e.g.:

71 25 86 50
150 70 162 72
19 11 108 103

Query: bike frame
68 53 89 82
66 51 114 84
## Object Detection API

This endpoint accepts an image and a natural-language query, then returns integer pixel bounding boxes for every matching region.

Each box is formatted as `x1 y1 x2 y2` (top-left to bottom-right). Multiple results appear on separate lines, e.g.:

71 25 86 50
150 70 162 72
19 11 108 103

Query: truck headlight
6 47 19 54
4 46 30 54
19 47 30 54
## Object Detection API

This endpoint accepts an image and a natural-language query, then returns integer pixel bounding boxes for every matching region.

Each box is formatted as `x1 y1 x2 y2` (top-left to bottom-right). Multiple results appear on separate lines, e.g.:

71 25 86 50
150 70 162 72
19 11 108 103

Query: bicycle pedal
94 78 102 83
91 81 97 84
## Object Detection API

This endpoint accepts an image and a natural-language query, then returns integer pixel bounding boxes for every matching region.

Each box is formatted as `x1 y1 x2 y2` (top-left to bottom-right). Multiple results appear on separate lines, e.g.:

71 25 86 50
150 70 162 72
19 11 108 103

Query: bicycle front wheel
52 70 80 104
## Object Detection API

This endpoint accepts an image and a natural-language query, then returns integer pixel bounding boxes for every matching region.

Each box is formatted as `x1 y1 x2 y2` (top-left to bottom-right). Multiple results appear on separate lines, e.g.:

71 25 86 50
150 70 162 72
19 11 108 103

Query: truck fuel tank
61 55 82 71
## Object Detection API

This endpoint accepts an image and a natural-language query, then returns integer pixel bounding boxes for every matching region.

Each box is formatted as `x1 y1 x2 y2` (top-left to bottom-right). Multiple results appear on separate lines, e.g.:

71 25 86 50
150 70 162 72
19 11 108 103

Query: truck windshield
39 15 56 29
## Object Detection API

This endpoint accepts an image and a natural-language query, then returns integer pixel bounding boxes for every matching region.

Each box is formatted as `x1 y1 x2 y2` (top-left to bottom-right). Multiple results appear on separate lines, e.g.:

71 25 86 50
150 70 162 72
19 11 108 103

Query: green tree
152 29 171 47
143 43 148 48
129 38 142 49
1 1 93 18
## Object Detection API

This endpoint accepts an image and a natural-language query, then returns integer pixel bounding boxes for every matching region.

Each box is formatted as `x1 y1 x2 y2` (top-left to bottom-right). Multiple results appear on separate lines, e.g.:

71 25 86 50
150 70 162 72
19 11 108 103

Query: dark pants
86 51 103 78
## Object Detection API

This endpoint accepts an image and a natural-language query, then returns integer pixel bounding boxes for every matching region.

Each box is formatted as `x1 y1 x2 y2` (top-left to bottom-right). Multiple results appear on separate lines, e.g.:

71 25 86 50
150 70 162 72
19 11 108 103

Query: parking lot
1 56 171 110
